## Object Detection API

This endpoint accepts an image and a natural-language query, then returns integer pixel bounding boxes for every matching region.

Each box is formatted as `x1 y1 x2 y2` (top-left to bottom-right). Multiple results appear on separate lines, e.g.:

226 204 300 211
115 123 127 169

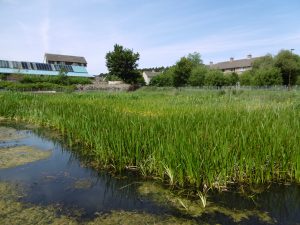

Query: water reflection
0 122 171 218
0 121 299 224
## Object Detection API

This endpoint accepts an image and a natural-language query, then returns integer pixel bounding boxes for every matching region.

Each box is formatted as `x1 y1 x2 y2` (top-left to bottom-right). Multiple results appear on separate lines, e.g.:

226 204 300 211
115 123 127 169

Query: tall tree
275 50 300 86
252 54 274 70
188 66 207 86
106 44 141 84
253 67 283 86
173 57 194 87
187 52 203 67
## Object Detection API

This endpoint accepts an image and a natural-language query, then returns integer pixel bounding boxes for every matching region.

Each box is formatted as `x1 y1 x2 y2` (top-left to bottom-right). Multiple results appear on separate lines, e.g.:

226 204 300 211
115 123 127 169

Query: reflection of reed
25 125 171 214
256 184 300 223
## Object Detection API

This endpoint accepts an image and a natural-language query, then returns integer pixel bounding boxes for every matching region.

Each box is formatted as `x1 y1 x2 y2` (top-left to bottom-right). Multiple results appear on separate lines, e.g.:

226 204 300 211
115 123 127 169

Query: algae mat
0 127 27 141
138 182 275 224
0 181 198 225
0 146 52 169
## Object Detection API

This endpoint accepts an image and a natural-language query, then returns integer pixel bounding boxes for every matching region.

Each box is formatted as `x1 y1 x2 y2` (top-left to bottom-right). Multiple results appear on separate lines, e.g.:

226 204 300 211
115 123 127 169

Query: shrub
149 68 174 87
239 71 254 86
204 69 226 87
0 74 7 81
224 72 239 86
296 76 300 86
20 75 92 85
0 81 75 92
188 66 207 86
253 67 283 86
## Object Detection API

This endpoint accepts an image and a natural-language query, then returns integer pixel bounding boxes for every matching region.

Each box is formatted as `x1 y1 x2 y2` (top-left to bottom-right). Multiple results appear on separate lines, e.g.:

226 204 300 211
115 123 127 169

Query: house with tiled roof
44 53 87 67
209 55 262 74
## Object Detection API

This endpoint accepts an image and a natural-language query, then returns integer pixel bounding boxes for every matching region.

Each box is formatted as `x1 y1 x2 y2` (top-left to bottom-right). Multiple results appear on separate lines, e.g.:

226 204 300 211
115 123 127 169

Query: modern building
0 53 92 77
142 71 160 85
209 55 261 74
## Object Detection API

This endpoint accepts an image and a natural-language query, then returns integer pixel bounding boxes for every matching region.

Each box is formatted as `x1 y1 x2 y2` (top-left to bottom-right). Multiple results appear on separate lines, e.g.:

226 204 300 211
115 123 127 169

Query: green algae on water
0 126 27 141
138 182 205 216
0 146 52 169
138 182 275 224
0 182 78 225
87 210 198 225
73 179 93 189
0 181 198 225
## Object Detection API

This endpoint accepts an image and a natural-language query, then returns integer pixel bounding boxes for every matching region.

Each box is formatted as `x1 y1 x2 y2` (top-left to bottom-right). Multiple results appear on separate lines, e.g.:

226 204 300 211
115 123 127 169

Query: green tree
188 65 207 86
106 44 141 84
296 76 300 85
204 69 226 87
57 68 69 85
239 70 253 86
224 72 239 86
274 50 300 86
252 54 274 70
187 52 203 67
173 57 194 87
253 67 283 86
150 67 174 86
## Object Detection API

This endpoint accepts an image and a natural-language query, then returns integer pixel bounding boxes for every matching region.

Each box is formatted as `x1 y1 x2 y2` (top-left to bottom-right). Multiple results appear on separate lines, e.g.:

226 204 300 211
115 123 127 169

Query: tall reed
0 88 299 188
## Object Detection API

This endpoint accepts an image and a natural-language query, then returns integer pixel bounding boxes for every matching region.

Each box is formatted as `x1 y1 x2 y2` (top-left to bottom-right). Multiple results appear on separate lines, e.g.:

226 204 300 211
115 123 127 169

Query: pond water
0 122 300 225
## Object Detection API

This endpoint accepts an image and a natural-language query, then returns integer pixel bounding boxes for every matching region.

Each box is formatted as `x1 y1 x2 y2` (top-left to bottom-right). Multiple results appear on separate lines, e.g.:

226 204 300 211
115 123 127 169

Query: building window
12 61 19 69
21 62 28 70
0 60 9 68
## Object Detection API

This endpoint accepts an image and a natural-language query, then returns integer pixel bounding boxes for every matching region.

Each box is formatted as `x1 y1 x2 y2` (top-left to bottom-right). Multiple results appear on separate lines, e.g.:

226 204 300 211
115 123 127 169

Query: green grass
0 88 300 188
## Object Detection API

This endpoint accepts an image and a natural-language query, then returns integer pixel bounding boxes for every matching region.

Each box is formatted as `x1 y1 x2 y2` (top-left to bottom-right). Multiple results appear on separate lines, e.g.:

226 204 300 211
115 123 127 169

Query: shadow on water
0 121 300 224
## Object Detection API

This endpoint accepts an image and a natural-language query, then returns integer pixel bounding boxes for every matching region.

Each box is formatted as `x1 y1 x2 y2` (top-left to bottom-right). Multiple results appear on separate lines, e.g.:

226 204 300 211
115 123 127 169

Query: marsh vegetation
0 88 299 189
0 121 299 224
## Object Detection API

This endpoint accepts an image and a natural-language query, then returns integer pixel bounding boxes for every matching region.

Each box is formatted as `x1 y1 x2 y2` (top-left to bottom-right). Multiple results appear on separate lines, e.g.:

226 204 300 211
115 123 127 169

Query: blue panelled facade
0 59 92 77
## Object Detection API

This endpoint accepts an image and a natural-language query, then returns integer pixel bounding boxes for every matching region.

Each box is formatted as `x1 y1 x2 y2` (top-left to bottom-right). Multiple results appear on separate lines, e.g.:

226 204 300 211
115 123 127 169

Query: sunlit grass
0 88 299 188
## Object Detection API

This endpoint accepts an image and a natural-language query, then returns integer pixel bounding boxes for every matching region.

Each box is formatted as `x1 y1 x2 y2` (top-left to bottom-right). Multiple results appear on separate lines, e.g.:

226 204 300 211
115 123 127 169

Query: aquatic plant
0 126 27 141
0 88 299 188
0 181 198 225
137 181 274 223
0 146 52 169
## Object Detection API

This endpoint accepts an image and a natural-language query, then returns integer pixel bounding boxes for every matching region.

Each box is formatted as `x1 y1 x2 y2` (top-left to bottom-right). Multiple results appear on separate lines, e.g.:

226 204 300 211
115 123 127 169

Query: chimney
230 57 234 62
247 54 252 59
209 61 213 66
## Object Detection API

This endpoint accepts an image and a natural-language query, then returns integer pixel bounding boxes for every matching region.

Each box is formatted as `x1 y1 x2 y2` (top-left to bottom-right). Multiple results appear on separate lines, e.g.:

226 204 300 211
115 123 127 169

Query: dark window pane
21 62 28 69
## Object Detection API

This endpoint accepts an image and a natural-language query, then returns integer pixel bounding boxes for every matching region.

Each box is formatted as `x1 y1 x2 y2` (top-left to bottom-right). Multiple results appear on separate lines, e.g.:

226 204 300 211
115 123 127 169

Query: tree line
105 44 300 87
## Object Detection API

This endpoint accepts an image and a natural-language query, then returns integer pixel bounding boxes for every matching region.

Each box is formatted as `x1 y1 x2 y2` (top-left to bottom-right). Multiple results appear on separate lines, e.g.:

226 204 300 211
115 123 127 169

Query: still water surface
0 122 299 224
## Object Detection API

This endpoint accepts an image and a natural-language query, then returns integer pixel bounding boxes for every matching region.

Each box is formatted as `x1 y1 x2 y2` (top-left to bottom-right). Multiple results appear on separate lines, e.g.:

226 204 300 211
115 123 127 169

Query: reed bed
0 88 299 188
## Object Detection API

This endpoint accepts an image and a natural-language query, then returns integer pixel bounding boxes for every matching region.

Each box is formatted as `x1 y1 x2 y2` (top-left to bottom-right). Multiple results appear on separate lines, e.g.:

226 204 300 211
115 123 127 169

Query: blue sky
0 0 299 74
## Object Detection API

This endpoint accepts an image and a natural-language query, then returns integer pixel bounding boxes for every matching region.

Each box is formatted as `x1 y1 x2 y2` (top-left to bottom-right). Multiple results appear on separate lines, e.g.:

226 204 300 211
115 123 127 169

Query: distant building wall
0 59 92 77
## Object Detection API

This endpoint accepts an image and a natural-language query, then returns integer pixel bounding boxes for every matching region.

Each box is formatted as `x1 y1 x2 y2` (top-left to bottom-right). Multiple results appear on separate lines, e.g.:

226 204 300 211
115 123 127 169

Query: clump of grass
0 89 299 188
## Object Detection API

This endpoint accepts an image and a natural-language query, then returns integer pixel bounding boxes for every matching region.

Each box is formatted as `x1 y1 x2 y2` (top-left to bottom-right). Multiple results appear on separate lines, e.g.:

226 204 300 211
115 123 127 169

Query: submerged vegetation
0 89 300 189
137 181 274 223
0 146 52 169
0 181 199 225
0 126 27 141
0 126 52 169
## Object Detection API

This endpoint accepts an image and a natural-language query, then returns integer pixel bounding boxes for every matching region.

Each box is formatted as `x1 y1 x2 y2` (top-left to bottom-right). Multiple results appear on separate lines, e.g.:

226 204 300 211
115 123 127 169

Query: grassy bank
0 88 300 188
